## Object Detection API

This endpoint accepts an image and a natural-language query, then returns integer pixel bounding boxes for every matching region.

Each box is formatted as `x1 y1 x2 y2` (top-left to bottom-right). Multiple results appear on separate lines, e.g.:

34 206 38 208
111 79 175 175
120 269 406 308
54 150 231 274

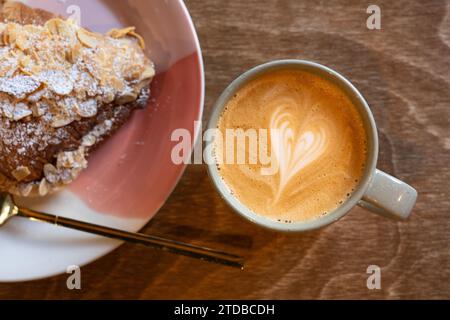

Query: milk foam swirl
269 106 328 202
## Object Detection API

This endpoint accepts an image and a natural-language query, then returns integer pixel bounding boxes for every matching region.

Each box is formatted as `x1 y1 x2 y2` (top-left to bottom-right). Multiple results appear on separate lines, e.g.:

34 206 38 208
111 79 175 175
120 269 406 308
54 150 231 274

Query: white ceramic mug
206 60 418 232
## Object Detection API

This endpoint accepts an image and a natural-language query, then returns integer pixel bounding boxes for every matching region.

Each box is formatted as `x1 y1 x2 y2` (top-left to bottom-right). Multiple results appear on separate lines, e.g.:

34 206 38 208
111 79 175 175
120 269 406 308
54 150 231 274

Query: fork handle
18 207 244 269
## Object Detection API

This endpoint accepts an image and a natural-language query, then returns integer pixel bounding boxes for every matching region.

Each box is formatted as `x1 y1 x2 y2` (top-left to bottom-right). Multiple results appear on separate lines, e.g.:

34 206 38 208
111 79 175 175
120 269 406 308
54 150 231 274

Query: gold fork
0 194 244 269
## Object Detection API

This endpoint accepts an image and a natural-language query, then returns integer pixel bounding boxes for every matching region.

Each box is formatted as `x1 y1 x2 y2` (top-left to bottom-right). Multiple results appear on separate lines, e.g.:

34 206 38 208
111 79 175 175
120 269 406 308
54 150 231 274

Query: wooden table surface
1 0 450 299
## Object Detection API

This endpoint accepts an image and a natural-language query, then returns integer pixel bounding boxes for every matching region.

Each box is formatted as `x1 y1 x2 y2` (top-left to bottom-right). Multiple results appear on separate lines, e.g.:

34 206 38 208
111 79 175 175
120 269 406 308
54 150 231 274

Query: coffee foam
215 69 367 223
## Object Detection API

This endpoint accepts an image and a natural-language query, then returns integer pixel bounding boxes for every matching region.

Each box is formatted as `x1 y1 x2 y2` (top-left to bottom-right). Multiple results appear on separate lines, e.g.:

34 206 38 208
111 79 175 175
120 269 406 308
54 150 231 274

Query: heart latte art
215 69 367 222
269 106 330 203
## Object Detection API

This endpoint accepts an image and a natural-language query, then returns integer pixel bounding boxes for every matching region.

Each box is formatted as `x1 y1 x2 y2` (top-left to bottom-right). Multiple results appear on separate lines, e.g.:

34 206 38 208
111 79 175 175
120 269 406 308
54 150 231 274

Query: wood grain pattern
1 0 449 299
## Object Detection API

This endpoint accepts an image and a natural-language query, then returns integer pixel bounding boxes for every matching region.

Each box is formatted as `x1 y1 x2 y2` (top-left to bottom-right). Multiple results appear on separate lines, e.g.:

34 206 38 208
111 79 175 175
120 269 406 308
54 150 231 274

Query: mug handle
358 169 417 220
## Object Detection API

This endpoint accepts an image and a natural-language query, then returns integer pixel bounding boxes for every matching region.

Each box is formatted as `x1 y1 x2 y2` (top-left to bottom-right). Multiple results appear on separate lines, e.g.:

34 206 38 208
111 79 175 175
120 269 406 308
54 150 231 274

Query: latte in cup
213 68 367 223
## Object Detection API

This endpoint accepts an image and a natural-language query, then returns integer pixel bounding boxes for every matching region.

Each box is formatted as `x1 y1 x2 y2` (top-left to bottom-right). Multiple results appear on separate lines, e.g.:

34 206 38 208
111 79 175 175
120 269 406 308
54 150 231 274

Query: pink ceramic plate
0 0 204 282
